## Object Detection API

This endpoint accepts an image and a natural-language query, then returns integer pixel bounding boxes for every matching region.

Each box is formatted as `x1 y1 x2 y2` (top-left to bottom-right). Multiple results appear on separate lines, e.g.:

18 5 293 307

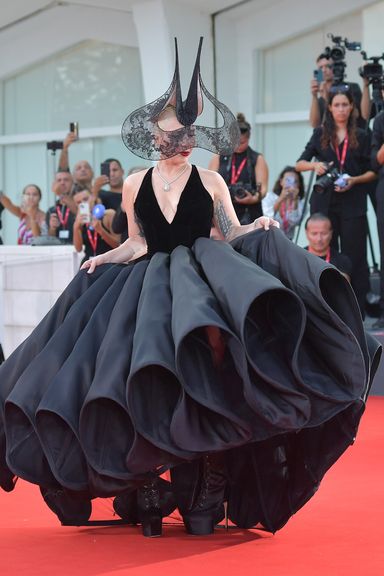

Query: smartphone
100 162 110 178
69 122 79 139
78 201 90 224
313 69 324 83
284 175 296 188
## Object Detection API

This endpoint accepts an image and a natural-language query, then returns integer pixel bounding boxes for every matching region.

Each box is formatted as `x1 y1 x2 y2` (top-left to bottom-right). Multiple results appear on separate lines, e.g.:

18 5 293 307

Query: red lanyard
279 199 295 231
334 136 348 172
231 156 247 184
308 246 331 263
86 226 98 256
56 205 70 228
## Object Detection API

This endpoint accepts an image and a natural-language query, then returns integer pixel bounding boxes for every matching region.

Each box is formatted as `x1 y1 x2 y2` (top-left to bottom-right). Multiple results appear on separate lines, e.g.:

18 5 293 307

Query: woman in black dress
0 39 379 539
296 89 376 315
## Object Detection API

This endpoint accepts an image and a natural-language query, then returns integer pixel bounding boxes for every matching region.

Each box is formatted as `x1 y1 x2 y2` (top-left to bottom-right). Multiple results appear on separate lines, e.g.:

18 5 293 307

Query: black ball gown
0 166 380 532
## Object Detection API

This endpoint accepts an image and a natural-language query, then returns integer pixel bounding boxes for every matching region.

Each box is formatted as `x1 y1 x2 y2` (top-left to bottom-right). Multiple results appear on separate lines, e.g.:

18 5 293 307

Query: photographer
370 102 384 327
208 113 268 224
262 166 305 240
46 171 77 244
72 188 120 266
296 88 376 315
92 158 125 211
310 52 370 129
0 185 48 244
305 213 352 282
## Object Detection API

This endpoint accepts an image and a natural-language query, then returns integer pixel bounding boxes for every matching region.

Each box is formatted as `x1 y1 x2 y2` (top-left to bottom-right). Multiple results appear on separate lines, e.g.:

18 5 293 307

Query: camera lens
330 46 345 61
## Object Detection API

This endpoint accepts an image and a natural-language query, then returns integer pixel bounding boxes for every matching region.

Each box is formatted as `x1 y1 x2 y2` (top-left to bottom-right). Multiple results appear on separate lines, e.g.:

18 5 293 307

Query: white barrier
0 246 82 357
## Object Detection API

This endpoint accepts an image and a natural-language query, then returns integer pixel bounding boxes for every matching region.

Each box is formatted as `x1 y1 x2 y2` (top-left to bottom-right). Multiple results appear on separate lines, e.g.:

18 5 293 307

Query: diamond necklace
156 163 188 191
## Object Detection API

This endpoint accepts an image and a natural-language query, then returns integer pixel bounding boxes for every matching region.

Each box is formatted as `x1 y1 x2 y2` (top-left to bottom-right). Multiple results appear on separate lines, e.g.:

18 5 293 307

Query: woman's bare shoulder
196 165 227 197
124 167 151 186
123 167 151 201
196 165 224 184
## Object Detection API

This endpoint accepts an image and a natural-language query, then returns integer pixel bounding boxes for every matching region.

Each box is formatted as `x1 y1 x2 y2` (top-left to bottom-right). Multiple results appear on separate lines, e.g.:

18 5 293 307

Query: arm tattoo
214 200 234 240
134 211 145 238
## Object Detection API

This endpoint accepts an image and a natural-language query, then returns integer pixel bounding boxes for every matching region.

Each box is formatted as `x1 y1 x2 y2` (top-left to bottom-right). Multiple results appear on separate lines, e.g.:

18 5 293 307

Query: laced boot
113 478 176 531
171 454 227 535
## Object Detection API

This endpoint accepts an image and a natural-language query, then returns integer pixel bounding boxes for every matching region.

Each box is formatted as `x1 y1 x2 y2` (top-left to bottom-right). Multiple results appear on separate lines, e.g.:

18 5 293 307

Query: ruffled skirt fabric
0 228 380 532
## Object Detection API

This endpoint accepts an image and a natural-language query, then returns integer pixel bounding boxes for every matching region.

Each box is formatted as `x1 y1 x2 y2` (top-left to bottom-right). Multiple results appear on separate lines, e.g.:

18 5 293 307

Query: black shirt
46 202 76 244
99 190 122 211
298 127 371 218
305 246 352 277
218 147 262 223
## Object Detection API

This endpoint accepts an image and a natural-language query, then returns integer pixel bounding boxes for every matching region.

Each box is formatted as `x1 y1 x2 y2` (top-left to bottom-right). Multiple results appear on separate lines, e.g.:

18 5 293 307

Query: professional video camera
324 33 361 85
359 51 384 115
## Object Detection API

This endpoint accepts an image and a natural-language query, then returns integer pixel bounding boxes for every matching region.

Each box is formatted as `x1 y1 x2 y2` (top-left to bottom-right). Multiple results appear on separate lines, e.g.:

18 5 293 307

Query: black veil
121 37 240 160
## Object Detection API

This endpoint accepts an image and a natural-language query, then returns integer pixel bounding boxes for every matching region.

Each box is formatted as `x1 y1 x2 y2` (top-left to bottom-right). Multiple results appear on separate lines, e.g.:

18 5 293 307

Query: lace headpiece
121 37 240 160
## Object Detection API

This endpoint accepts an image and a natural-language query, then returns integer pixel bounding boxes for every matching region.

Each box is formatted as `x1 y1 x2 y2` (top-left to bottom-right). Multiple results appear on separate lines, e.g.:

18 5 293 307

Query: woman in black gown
0 39 380 538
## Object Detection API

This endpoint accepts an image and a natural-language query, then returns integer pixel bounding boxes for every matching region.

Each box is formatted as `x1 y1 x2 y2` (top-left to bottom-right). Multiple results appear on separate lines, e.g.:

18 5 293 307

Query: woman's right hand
81 253 111 274
313 161 330 176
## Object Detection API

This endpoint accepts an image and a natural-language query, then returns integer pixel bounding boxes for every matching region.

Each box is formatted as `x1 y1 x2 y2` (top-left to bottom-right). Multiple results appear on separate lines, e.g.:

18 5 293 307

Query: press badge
59 230 70 240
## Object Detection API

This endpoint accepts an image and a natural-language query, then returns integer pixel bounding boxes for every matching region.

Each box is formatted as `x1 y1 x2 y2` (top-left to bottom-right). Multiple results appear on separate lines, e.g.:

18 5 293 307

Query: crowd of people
0 149 144 259
1 44 384 324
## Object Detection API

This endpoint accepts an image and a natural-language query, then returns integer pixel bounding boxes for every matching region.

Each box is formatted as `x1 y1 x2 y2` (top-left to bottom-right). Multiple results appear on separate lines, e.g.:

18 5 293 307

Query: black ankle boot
113 478 176 534
171 454 227 535
40 486 92 525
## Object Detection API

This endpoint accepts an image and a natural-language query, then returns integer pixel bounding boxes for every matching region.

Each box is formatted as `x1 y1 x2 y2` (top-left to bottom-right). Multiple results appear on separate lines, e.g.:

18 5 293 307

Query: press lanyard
279 199 295 231
56 205 70 229
86 226 98 256
231 156 247 184
308 246 331 263
335 136 348 172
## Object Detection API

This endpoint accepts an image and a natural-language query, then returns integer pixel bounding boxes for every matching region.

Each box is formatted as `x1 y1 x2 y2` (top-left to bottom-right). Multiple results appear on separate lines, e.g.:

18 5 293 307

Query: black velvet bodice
134 165 213 255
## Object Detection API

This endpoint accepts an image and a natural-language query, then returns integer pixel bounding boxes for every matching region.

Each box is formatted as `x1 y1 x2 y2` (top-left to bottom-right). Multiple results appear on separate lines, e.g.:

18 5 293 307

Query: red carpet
1 397 383 576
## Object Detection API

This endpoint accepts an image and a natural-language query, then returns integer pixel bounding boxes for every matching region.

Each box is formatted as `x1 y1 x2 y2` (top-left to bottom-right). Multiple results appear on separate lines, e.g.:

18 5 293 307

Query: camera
359 51 384 115
313 164 341 194
46 140 63 152
324 34 361 86
228 182 253 199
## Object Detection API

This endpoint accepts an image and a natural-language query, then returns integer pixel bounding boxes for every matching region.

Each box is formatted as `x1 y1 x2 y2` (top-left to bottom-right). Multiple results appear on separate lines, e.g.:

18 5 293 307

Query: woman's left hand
235 190 261 205
334 176 354 193
254 216 280 230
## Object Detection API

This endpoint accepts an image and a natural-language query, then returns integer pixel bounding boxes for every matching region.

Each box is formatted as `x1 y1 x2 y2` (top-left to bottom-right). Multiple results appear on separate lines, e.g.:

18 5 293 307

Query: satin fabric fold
0 229 379 529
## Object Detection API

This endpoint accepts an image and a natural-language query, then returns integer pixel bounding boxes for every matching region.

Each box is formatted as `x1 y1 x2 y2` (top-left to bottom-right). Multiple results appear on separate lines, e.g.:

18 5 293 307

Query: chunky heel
141 509 163 537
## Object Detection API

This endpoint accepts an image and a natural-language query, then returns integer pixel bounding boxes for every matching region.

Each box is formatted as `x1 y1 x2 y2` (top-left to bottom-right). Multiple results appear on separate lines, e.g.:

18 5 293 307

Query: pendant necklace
156 164 188 191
